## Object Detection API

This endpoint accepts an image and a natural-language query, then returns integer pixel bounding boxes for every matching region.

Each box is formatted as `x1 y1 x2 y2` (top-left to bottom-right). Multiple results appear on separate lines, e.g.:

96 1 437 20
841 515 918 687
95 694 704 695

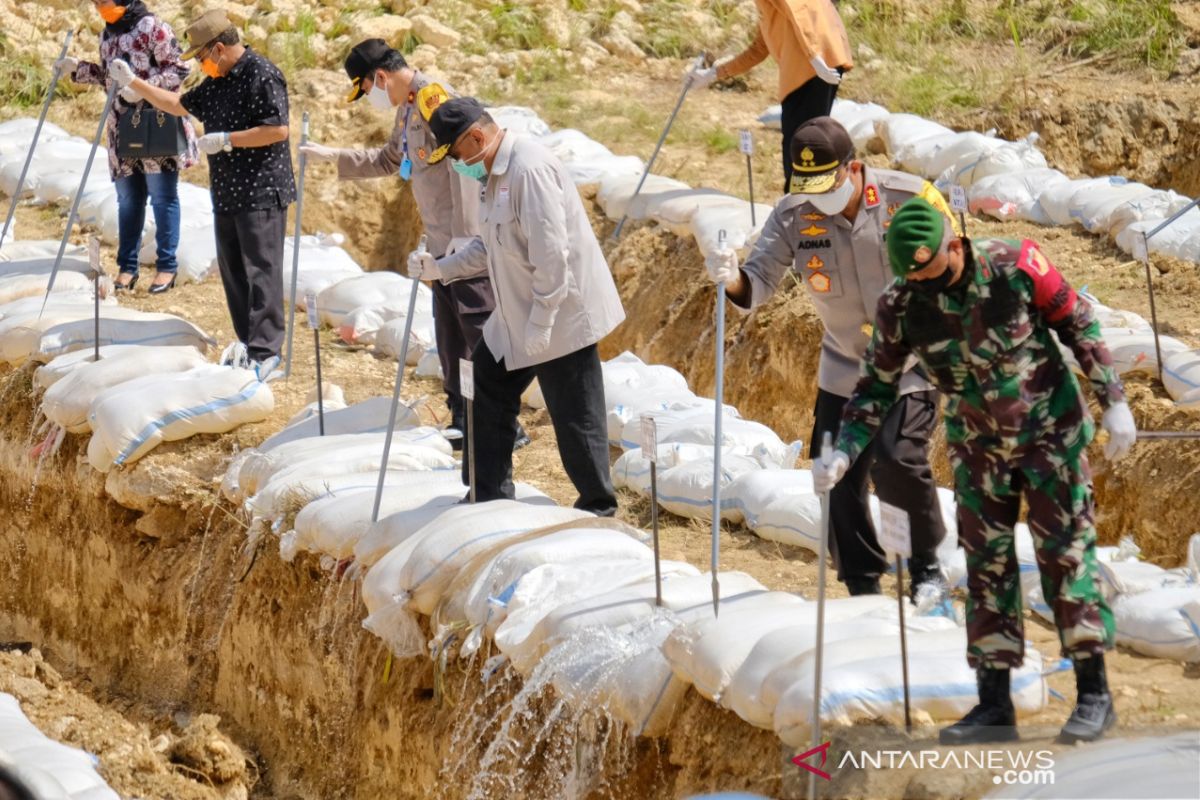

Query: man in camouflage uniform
814 196 1137 744
707 117 953 598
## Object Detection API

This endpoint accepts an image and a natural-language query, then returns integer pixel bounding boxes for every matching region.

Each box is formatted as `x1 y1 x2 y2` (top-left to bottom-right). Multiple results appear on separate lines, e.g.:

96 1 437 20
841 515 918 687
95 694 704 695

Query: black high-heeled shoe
114 272 139 292
148 273 176 295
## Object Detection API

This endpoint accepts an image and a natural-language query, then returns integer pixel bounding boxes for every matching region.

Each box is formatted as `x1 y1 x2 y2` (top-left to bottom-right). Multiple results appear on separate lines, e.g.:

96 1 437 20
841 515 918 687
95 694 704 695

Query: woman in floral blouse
57 0 198 294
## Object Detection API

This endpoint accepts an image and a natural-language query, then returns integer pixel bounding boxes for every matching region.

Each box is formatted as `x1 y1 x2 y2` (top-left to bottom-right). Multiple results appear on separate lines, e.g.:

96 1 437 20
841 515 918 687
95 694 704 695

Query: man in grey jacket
421 98 626 516
708 116 952 596
300 40 525 447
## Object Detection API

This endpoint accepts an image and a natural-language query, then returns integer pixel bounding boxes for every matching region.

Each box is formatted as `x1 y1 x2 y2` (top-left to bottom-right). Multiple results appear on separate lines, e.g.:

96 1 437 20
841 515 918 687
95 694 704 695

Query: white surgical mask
367 80 392 111
808 177 855 216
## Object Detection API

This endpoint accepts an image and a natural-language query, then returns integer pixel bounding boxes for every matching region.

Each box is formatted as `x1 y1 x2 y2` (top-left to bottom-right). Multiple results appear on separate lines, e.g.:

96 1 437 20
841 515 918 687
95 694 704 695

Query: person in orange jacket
692 0 853 193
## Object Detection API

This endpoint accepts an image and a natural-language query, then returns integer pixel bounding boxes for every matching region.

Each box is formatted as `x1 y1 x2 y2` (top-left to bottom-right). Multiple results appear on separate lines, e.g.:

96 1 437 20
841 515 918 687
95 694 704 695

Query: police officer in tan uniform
301 40 526 448
707 116 955 596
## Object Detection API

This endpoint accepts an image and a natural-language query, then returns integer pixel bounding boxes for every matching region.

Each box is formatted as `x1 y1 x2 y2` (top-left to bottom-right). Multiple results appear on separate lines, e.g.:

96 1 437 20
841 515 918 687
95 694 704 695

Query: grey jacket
335 72 483 279
738 165 946 398
440 132 626 370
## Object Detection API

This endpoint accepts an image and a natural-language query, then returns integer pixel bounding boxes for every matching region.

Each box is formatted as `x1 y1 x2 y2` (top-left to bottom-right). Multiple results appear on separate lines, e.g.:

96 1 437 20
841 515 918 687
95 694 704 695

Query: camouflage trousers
950 438 1114 668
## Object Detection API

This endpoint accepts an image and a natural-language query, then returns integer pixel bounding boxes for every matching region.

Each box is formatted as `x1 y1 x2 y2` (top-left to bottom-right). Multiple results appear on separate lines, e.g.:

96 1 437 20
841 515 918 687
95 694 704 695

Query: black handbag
116 101 187 160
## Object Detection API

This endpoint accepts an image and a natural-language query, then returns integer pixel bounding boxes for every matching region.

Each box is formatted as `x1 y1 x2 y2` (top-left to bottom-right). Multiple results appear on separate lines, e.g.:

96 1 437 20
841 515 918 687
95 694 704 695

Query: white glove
1101 401 1136 462
813 451 850 493
704 247 739 286
406 249 439 280
810 55 842 85
108 58 135 88
299 142 338 163
54 56 79 76
197 132 229 155
690 66 718 88
119 85 141 103
524 320 553 358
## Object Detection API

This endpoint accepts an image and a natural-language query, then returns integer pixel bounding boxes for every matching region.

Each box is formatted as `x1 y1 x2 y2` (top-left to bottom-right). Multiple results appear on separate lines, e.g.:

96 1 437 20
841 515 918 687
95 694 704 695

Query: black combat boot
1058 654 1116 744
939 667 1019 745
906 555 945 603
844 577 881 596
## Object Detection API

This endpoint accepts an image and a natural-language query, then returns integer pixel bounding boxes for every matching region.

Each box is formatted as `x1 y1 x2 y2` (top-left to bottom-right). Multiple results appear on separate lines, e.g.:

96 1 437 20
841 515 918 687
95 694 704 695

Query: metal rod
467 397 476 504
369 267 424 523
1147 196 1200 241
93 271 100 362
746 153 756 228
710 228 727 617
41 80 118 319
1137 430 1200 440
284 110 309 379
314 328 324 436
809 430 833 800
1 29 74 253
650 460 662 607
1141 231 1165 385
611 54 705 241
896 554 912 734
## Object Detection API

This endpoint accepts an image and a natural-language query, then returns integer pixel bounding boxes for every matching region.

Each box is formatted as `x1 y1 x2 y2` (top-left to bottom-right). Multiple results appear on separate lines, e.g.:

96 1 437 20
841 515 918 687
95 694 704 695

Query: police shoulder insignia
800 224 828 237
887 202 902 217
806 255 824 270
801 212 825 221
416 83 450 121
808 272 832 293
1020 240 1050 276
864 185 880 208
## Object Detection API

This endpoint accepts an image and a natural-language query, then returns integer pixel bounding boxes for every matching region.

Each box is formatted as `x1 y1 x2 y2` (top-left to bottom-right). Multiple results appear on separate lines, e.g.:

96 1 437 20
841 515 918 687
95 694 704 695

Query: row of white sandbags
0 693 119 800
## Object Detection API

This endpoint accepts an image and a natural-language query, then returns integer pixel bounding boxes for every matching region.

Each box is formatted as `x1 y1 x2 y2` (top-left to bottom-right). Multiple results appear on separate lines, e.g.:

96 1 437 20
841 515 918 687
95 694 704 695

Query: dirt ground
3 23 1200 800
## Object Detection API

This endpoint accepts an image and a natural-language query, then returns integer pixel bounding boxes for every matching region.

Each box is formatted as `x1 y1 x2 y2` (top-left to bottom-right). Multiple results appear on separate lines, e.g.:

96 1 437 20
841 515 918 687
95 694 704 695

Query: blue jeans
114 171 180 274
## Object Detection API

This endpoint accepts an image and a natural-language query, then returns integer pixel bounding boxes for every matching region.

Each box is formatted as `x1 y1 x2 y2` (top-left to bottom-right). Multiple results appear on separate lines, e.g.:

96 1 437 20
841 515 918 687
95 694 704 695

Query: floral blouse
73 13 199 181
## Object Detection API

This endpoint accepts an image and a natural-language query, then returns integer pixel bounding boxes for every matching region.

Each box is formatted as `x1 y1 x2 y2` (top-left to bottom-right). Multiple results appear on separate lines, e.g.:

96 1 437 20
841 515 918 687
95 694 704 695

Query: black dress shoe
148 272 176 294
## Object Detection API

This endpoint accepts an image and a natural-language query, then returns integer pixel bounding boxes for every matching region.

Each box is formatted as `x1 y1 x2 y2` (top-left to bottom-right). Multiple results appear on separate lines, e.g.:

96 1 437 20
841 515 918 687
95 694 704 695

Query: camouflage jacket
836 238 1126 463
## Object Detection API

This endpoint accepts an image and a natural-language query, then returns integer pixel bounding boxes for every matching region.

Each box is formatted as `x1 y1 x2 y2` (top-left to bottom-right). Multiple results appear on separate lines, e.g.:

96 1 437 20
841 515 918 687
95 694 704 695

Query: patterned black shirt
180 48 296 214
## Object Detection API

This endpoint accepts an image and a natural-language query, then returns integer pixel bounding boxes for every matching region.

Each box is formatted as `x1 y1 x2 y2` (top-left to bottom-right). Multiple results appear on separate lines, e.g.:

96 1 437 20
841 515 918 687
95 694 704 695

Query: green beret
887 197 948 279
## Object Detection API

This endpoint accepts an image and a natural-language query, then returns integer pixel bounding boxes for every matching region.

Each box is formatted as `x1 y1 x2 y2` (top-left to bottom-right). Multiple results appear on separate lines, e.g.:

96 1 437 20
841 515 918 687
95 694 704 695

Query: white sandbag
1098 558 1193 599
960 135 1048 188
1112 587 1200 662
723 468 813 527
830 99 891 150
30 310 214 365
492 558 701 668
723 616 958 729
240 429 452 498
282 234 364 279
1037 177 1121 227
0 270 93 306
0 240 85 262
249 467 454 528
0 256 92 278
86 365 273 471
618 404 790 465
1068 180 1156 234
34 161 109 205
967 168 1069 225
691 202 769 258
284 384 348 428
32 343 170 390
0 694 118 800
876 114 955 169
903 130 1002 184
983 732 1200 800
772 632 1046 746
752 491 867 553
757 104 781 130
172 225 219 284
316 272 429 328
653 450 767 520
1164 349 1200 406
353 485 555 569
643 189 762 238
415 347 442 379
41 345 209 432
595 173 690 221
385 502 596 616
489 106 551 137
539 128 643 184
1106 189 1196 240
257 396 424 452
1102 329 1188 377
373 313 436 362
512 571 767 675
1114 215 1200 262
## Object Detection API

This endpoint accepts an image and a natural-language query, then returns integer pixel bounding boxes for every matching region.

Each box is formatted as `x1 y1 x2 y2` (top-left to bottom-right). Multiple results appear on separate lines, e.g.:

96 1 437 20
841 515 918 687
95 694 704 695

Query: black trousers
810 389 946 582
780 76 841 194
214 206 287 361
431 276 494 426
463 340 616 516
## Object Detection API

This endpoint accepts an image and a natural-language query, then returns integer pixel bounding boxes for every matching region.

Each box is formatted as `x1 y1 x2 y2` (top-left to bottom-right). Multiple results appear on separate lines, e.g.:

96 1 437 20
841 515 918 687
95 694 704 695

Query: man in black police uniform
110 9 295 379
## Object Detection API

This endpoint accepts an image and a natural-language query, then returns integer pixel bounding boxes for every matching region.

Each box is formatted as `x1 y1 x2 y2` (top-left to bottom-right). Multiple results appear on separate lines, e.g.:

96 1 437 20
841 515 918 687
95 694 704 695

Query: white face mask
808 176 855 216
367 79 393 111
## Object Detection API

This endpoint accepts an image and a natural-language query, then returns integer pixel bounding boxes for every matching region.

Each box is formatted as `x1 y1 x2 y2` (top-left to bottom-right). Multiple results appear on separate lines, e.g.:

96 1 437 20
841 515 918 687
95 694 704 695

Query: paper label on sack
949 185 967 213
304 291 319 329
460 359 474 400
88 236 100 274
878 500 912 558
640 414 657 462
739 130 753 155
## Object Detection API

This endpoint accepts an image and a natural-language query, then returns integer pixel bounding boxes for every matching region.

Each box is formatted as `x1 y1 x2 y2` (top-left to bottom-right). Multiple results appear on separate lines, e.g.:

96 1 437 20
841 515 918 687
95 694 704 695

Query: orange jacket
718 0 853 100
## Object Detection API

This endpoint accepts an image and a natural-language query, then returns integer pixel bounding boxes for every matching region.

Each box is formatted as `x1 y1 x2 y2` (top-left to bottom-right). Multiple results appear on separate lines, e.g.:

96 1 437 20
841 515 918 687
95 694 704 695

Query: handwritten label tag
460 359 474 400
739 129 753 156
640 414 658 462
949 185 967 214
878 501 913 558
88 236 100 274
304 290 319 329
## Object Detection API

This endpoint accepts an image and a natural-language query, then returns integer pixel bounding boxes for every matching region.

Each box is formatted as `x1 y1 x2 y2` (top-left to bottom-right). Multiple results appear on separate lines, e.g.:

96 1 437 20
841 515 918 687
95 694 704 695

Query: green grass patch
703 127 738 154
0 34 53 108
488 3 549 50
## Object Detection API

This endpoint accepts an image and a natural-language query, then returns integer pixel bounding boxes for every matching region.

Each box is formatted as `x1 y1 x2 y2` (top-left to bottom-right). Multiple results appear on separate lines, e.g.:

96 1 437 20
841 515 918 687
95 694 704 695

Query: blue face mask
451 157 488 183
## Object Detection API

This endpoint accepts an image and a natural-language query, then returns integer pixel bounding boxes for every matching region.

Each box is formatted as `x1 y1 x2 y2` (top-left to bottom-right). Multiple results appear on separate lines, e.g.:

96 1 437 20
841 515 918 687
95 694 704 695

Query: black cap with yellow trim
426 97 486 165
788 116 854 194
344 38 400 102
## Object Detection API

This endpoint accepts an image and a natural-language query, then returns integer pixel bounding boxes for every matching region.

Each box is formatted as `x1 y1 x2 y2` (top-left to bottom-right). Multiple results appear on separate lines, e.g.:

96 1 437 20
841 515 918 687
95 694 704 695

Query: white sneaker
219 341 249 369
252 355 282 383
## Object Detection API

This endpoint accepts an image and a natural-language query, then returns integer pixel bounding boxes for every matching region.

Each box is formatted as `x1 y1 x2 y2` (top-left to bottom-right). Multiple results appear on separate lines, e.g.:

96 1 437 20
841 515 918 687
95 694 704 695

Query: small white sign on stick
878 500 913 559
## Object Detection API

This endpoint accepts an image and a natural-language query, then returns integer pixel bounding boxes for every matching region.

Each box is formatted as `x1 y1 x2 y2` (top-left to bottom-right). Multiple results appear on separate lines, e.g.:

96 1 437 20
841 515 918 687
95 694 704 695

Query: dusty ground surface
2 2 1200 798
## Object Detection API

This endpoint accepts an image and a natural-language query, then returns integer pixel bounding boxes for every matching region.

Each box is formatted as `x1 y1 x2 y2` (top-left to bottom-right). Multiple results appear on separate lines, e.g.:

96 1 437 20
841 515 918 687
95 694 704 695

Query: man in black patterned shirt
112 9 295 379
